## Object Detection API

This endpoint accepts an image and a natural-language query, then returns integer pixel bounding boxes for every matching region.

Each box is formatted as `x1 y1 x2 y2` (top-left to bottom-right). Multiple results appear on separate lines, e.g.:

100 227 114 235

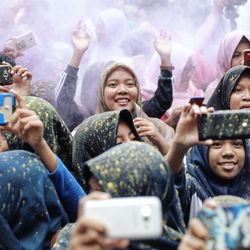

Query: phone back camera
141 205 152 221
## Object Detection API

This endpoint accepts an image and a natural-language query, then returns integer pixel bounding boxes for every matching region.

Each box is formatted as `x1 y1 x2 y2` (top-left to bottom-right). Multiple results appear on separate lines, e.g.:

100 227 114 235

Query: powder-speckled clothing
86 142 186 249
73 109 141 190
3 96 73 170
53 142 186 250
0 150 68 250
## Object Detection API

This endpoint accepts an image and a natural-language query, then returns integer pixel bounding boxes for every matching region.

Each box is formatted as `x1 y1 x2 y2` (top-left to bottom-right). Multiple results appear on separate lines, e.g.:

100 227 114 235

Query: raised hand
11 64 32 96
69 192 129 250
4 91 43 147
153 28 172 66
71 21 91 54
2 38 24 60
178 218 208 250
174 104 214 148
133 117 170 155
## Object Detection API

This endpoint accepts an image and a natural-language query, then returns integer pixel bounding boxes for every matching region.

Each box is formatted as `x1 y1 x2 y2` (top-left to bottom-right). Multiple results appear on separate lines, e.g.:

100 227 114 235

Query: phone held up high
5 31 36 54
243 49 250 67
0 65 12 85
83 196 163 239
197 109 250 140
0 93 15 125
197 204 250 250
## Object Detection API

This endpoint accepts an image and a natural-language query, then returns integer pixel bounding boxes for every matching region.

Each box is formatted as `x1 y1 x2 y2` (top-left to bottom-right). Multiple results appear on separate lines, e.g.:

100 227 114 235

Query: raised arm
165 104 213 175
142 29 173 118
55 21 91 130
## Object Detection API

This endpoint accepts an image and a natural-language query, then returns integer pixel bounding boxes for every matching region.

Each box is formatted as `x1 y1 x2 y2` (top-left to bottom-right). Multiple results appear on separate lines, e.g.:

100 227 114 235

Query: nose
117 83 128 94
221 143 235 158
243 90 250 100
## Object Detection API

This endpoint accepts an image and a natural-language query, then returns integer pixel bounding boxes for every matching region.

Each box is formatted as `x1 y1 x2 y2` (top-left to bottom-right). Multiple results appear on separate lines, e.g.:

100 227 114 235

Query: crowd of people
1 0 250 249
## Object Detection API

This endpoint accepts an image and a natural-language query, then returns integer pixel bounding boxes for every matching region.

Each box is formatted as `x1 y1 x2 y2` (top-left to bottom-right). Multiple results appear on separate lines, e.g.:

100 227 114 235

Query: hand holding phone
4 31 36 54
83 196 163 239
189 97 205 106
197 204 250 250
0 93 15 124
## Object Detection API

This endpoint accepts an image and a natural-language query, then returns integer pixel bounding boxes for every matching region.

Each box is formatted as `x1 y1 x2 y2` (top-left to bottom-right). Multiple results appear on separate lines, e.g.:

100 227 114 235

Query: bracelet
160 65 175 71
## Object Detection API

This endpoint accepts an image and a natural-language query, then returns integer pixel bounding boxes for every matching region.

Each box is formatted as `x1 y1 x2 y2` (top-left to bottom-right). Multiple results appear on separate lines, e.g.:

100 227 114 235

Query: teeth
116 99 129 104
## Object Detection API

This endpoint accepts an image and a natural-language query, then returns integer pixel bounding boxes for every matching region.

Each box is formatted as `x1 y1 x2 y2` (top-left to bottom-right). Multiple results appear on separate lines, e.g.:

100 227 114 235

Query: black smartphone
0 93 15 124
197 204 250 250
197 110 250 140
0 65 12 85
189 97 204 106
244 49 250 67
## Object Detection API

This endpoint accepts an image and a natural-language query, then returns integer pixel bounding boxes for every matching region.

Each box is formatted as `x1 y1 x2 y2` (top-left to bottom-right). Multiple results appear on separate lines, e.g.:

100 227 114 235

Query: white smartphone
83 196 163 239
5 31 36 53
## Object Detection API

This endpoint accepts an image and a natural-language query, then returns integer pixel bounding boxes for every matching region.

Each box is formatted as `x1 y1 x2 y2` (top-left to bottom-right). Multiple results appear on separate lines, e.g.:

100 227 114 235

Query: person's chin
220 170 238 180
115 104 131 111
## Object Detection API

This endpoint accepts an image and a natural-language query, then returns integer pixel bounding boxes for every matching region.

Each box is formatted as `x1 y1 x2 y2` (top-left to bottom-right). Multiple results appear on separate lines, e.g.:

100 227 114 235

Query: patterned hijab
97 62 142 115
0 150 68 250
4 96 73 169
186 141 250 201
207 65 250 110
85 141 186 249
73 109 141 190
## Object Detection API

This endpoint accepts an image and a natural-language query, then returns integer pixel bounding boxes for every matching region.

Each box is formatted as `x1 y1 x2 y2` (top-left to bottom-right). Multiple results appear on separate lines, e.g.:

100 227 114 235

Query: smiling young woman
96 62 175 155
103 67 138 112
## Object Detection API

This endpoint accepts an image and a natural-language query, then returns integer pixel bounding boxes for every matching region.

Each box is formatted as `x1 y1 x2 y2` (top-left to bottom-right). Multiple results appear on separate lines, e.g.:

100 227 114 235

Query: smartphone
5 31 36 53
189 97 204 106
197 109 250 140
0 65 12 85
244 49 250 66
197 204 250 250
83 196 162 239
0 93 15 125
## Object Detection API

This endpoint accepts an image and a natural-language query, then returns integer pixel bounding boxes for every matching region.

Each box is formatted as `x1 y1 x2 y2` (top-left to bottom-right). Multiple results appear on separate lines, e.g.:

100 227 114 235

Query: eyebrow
107 77 135 82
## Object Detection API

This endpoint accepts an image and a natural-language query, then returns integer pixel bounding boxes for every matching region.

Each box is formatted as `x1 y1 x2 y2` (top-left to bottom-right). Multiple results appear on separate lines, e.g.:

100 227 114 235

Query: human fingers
202 198 218 209
71 217 108 248
21 118 43 135
188 218 208 241
8 89 26 108
78 192 111 218
8 108 31 125
13 66 29 77
179 234 206 250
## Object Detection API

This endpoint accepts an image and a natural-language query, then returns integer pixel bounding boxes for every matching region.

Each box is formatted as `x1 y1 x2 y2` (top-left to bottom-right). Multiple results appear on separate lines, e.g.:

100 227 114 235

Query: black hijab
73 109 141 190
186 141 250 201
207 65 250 110
85 141 186 249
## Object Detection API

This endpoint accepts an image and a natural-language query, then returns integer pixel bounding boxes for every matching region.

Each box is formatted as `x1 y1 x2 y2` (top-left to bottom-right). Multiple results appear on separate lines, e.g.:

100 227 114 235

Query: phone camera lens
242 122 247 127
141 205 151 221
